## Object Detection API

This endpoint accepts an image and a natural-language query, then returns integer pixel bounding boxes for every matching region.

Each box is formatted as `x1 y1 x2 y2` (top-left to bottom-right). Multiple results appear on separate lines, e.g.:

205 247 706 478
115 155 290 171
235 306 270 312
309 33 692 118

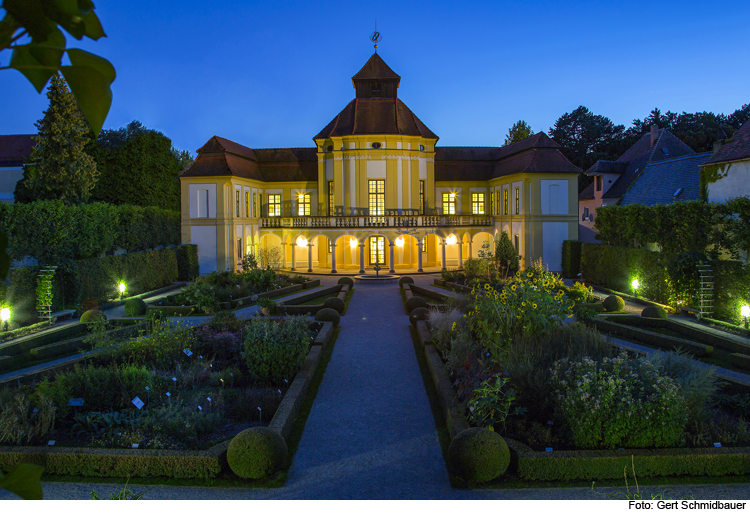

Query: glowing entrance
369 236 385 265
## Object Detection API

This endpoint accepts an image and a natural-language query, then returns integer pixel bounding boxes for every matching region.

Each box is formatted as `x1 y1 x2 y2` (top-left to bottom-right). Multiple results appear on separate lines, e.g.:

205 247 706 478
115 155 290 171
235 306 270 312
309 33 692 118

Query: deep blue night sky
1 0 749 154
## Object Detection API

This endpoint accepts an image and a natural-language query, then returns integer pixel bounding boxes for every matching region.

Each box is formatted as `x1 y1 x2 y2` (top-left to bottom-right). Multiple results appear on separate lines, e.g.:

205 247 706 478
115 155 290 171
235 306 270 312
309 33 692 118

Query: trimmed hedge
175 244 199 281
561 240 583 279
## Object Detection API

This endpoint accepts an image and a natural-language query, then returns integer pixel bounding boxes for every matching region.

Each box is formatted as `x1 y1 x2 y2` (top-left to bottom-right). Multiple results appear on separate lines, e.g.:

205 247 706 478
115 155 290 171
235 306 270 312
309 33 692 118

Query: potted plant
256 296 276 316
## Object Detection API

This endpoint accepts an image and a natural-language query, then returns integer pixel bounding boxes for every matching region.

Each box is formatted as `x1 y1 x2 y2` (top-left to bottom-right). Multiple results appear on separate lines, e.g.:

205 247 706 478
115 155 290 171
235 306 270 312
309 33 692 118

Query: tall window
235 190 240 217
245 191 250 217
328 239 333 253
496 191 500 215
471 193 485 215
268 194 281 216
419 180 425 215
442 193 456 215
369 236 385 265
253 193 257 218
515 187 520 214
514 234 520 253
596 176 602 192
369 180 385 216
490 191 494 215
297 193 311 216
504 189 509 215
237 238 243 260
328 181 334 216
421 237 426 252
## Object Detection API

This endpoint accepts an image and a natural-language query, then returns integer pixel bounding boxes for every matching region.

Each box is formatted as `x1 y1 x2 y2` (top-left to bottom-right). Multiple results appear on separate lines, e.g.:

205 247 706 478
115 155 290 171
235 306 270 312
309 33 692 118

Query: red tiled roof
351 53 401 85
703 119 750 165
0 134 36 167
314 99 438 140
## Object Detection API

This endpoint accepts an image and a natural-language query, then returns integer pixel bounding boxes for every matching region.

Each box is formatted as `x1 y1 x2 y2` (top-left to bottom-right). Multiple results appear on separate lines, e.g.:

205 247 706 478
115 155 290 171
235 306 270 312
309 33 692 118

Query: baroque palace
179 52 581 274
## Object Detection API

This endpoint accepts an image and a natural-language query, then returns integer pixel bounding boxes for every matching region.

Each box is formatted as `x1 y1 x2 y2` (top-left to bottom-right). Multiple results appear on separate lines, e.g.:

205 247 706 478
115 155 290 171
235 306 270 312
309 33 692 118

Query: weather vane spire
370 21 382 52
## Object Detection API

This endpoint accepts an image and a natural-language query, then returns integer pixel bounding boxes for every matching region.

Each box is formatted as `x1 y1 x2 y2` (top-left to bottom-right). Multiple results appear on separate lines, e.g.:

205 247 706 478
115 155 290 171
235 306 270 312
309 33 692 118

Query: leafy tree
726 104 750 131
172 148 195 171
90 121 184 210
21 74 99 204
0 0 115 134
549 106 625 172
494 231 520 278
503 120 534 146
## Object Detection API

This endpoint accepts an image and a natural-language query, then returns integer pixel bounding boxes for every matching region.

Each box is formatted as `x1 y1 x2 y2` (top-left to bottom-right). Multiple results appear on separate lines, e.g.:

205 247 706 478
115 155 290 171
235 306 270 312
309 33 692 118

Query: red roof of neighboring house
702 119 750 165
0 134 36 167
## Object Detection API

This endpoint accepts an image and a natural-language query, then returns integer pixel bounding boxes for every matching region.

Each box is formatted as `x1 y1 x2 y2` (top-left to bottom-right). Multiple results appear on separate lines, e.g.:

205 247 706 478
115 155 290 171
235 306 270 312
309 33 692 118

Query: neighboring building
700 118 750 204
0 134 35 203
579 125 695 242
619 152 712 206
180 53 581 274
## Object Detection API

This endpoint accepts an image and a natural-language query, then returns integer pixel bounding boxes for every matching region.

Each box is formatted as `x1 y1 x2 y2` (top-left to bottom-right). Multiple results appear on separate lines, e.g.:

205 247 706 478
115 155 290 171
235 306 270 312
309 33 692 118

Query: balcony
260 211 493 229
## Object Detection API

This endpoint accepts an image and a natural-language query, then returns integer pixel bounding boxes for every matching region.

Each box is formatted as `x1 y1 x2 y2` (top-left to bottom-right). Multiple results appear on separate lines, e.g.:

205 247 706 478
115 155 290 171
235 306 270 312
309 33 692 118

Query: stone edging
0 321 337 481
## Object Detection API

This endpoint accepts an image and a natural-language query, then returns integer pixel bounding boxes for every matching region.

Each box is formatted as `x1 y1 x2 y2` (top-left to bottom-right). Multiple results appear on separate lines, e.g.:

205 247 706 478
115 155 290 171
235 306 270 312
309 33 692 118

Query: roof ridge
646 152 712 165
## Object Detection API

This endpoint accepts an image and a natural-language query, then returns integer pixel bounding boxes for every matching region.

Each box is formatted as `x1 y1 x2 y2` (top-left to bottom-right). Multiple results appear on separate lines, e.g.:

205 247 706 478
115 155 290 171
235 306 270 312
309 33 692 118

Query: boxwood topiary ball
641 305 667 319
80 309 106 324
398 276 414 287
322 296 345 314
337 277 354 287
227 427 288 480
405 296 427 313
447 427 510 484
409 307 429 326
602 295 625 312
315 308 340 327
124 298 147 316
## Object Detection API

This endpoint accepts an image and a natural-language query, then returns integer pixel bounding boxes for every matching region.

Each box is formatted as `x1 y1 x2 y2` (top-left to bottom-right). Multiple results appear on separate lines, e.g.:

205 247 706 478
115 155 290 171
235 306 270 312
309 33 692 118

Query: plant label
198 405 202 411
183 349 193 357
47 440 55 446
68 398 84 407
545 447 553 452
132 397 145 409
172 377 177 382
132 444 139 449
33 408 38 413
207 397 211 402
145 386 149 391
714 442 722 448
166 392 171 397
546 420 553 425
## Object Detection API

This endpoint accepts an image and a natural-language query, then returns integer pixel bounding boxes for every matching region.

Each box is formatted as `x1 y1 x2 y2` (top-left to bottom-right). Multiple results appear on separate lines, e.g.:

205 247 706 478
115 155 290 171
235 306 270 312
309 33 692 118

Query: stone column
359 241 365 273
468 239 473 259
417 240 423 272
441 241 447 271
330 244 337 273
307 242 313 273
389 243 395 273
291 242 296 271
458 241 464 269
281 242 287 269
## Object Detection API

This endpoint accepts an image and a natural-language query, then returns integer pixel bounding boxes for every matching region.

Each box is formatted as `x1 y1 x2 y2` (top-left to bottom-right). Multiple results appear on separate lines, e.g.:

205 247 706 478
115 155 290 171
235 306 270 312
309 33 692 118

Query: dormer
351 53 401 99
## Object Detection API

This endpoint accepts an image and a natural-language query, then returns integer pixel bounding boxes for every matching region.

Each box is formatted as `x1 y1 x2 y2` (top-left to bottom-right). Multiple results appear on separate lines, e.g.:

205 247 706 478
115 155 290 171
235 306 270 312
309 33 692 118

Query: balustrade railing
260 215 493 229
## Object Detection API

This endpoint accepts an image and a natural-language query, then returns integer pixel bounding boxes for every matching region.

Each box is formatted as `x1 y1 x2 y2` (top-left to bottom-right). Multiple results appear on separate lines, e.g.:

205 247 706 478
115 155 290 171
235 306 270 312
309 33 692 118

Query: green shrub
242 316 309 386
80 309 105 324
207 311 243 333
426 306 463 359
409 307 429 326
495 231 521 278
405 296 427 313
135 406 222 443
315 308 340 328
552 353 687 448
562 240 583 279
642 305 667 319
227 427 287 480
175 244 199 281
124 298 147 316
322 297 345 314
463 258 489 282
0 392 55 445
104 320 194 369
466 375 524 432
564 281 595 303
602 295 625 312
337 277 354 287
180 281 219 314
447 427 510 484
398 276 414 287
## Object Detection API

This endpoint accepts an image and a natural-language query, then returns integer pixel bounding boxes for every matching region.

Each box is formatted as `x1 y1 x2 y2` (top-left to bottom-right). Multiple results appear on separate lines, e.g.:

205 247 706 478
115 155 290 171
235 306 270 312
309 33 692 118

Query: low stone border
97 282 188 312
0 321 337 481
278 284 350 316
591 285 673 312
433 278 472 294
411 317 750 482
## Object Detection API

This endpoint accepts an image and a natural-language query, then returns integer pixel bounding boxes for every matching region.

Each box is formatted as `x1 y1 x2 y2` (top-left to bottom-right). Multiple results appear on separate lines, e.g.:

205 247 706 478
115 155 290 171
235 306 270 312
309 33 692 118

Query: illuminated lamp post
0 307 10 332
631 278 640 298
741 305 750 330
118 281 126 300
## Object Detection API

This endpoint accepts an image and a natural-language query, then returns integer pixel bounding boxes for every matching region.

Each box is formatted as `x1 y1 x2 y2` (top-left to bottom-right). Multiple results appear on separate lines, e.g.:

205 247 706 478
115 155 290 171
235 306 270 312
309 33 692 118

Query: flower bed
0 313 337 480
413 263 750 484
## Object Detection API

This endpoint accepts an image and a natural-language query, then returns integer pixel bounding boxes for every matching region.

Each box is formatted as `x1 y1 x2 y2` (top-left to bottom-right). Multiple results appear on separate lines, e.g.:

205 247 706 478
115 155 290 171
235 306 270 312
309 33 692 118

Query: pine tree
504 120 534 146
24 74 99 204
495 231 520 277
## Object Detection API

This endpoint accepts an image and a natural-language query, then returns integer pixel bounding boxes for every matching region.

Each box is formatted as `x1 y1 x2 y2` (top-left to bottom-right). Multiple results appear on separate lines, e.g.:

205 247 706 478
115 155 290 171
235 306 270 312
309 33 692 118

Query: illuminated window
490 191 494 215
422 237 426 252
328 181 334 216
268 194 281 217
245 191 250 217
328 239 332 253
236 190 240 217
504 189 509 215
496 191 500 214
515 187 520 214
237 238 242 260
253 193 257 218
297 193 311 216
442 193 456 215
471 193 485 215
419 180 425 215
369 180 385 216
369 236 385 265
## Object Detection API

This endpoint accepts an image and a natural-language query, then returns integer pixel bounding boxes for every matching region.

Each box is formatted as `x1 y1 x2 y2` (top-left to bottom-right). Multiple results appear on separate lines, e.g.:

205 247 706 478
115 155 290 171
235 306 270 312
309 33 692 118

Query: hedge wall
561 240 583 279
3 247 183 317
580 243 750 324
0 200 179 263
176 244 199 281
